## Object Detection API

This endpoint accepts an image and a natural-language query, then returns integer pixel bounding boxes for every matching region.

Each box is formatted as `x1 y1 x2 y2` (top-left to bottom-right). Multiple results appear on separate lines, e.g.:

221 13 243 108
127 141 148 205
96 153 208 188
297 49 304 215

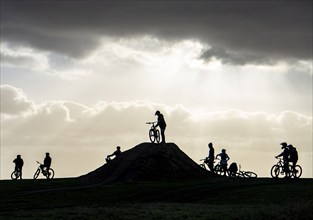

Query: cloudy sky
1 0 312 179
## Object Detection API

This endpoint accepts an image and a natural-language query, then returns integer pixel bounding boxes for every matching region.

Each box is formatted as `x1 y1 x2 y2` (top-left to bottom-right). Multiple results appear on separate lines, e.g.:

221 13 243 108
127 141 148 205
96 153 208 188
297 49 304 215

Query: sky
0 0 312 179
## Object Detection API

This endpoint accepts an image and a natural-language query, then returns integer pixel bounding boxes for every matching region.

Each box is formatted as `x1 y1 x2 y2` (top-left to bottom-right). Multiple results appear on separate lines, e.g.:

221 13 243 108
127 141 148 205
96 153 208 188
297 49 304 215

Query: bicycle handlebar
146 122 157 125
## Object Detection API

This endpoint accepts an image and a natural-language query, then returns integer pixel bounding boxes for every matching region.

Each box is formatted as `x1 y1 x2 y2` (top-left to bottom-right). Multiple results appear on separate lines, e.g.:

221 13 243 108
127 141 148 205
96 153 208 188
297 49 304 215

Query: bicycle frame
33 161 54 179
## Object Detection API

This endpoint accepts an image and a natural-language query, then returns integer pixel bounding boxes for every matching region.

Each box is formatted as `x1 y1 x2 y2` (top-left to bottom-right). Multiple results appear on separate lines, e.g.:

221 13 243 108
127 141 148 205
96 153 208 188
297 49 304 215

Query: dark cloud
1 0 312 64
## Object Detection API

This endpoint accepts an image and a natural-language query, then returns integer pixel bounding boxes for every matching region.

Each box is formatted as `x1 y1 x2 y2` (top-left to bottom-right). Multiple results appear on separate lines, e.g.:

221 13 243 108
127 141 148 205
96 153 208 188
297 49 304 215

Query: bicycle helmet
155 110 160 115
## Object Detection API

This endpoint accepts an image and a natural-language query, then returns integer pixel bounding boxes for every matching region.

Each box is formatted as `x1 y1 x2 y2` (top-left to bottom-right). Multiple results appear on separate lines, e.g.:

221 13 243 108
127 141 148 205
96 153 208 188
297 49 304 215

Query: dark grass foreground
0 178 312 220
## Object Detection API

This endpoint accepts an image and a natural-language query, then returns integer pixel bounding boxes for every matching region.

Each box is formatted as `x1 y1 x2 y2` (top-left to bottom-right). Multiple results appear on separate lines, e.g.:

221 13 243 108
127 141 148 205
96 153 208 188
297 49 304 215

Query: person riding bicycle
275 142 290 177
215 149 230 176
288 144 298 173
205 142 215 172
106 146 121 163
155 110 167 143
40 152 52 175
13 155 24 179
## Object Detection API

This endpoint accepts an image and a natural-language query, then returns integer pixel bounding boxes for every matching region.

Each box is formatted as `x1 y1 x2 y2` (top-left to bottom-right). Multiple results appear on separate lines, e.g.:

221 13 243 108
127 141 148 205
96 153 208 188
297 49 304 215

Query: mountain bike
270 158 302 178
236 164 257 178
199 158 209 170
213 159 229 176
11 168 22 180
199 158 214 170
146 122 160 143
33 161 55 179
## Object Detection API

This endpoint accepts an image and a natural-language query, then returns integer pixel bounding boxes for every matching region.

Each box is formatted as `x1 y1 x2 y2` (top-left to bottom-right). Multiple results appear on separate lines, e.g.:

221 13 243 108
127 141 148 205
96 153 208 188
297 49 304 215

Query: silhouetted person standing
216 149 230 176
155 110 167 143
106 146 121 163
207 143 215 172
40 152 52 174
13 155 24 179
288 144 298 173
275 142 290 177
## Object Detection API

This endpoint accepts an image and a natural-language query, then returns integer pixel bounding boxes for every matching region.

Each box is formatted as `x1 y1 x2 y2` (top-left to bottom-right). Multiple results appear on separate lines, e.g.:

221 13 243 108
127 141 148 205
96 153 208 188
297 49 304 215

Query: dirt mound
79 142 213 185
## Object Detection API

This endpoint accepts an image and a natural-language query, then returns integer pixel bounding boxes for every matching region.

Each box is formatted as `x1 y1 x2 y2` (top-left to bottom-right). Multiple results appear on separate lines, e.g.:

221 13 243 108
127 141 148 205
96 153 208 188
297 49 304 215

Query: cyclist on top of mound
106 146 121 163
216 149 230 176
155 110 167 143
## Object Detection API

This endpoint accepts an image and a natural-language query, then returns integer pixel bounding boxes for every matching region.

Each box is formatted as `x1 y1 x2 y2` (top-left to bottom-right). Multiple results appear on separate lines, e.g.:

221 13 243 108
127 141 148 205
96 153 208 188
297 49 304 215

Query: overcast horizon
1 0 312 179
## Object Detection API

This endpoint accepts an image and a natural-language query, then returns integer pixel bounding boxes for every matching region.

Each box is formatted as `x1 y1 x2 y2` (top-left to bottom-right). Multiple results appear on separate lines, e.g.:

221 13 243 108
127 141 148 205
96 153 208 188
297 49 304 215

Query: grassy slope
0 178 312 220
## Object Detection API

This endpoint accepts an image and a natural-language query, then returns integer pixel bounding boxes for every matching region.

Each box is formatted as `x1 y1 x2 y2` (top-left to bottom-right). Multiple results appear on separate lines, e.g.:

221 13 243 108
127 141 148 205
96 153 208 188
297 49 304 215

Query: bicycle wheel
149 129 156 143
155 130 161 143
292 165 302 178
214 164 225 175
270 165 282 178
236 171 246 178
33 168 40 179
46 168 55 179
244 171 257 178
11 171 19 180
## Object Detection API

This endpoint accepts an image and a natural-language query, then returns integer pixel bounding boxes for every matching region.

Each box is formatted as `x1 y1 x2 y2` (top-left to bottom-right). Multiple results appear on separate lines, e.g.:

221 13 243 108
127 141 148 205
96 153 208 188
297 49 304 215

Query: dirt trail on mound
79 142 213 185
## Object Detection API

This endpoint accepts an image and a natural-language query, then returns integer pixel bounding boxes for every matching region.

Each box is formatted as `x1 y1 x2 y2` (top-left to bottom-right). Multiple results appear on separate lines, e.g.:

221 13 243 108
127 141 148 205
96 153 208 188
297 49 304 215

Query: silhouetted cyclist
106 146 121 163
275 142 290 177
13 155 24 179
206 142 215 172
288 144 298 173
216 149 230 176
40 152 52 175
228 162 238 177
155 110 167 143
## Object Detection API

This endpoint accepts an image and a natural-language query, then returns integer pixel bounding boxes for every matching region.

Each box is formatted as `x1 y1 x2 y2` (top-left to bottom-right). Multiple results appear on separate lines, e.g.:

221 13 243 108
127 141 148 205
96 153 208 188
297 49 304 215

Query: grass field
0 177 312 220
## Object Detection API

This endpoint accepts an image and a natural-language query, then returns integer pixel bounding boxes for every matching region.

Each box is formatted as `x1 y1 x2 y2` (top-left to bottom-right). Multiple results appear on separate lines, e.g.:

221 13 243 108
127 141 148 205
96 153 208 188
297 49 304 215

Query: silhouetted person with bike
275 142 290 177
155 110 167 143
205 142 215 172
288 144 298 173
13 155 24 179
40 153 52 175
106 146 121 163
228 162 238 177
216 149 230 176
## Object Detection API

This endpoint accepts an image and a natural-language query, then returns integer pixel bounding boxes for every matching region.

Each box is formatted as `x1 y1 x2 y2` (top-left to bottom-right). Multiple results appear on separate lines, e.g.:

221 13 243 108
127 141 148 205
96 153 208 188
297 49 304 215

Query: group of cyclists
11 110 301 179
12 153 52 179
203 142 234 176
202 141 299 178
11 110 165 179
275 142 299 178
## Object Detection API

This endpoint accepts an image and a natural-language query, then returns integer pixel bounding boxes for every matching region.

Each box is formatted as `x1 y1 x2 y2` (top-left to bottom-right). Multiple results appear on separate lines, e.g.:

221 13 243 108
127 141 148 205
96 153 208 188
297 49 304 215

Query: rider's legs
15 166 22 179
208 158 214 172
19 167 23 179
291 160 298 173
40 165 49 175
283 161 290 177
160 127 166 143
221 163 228 176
